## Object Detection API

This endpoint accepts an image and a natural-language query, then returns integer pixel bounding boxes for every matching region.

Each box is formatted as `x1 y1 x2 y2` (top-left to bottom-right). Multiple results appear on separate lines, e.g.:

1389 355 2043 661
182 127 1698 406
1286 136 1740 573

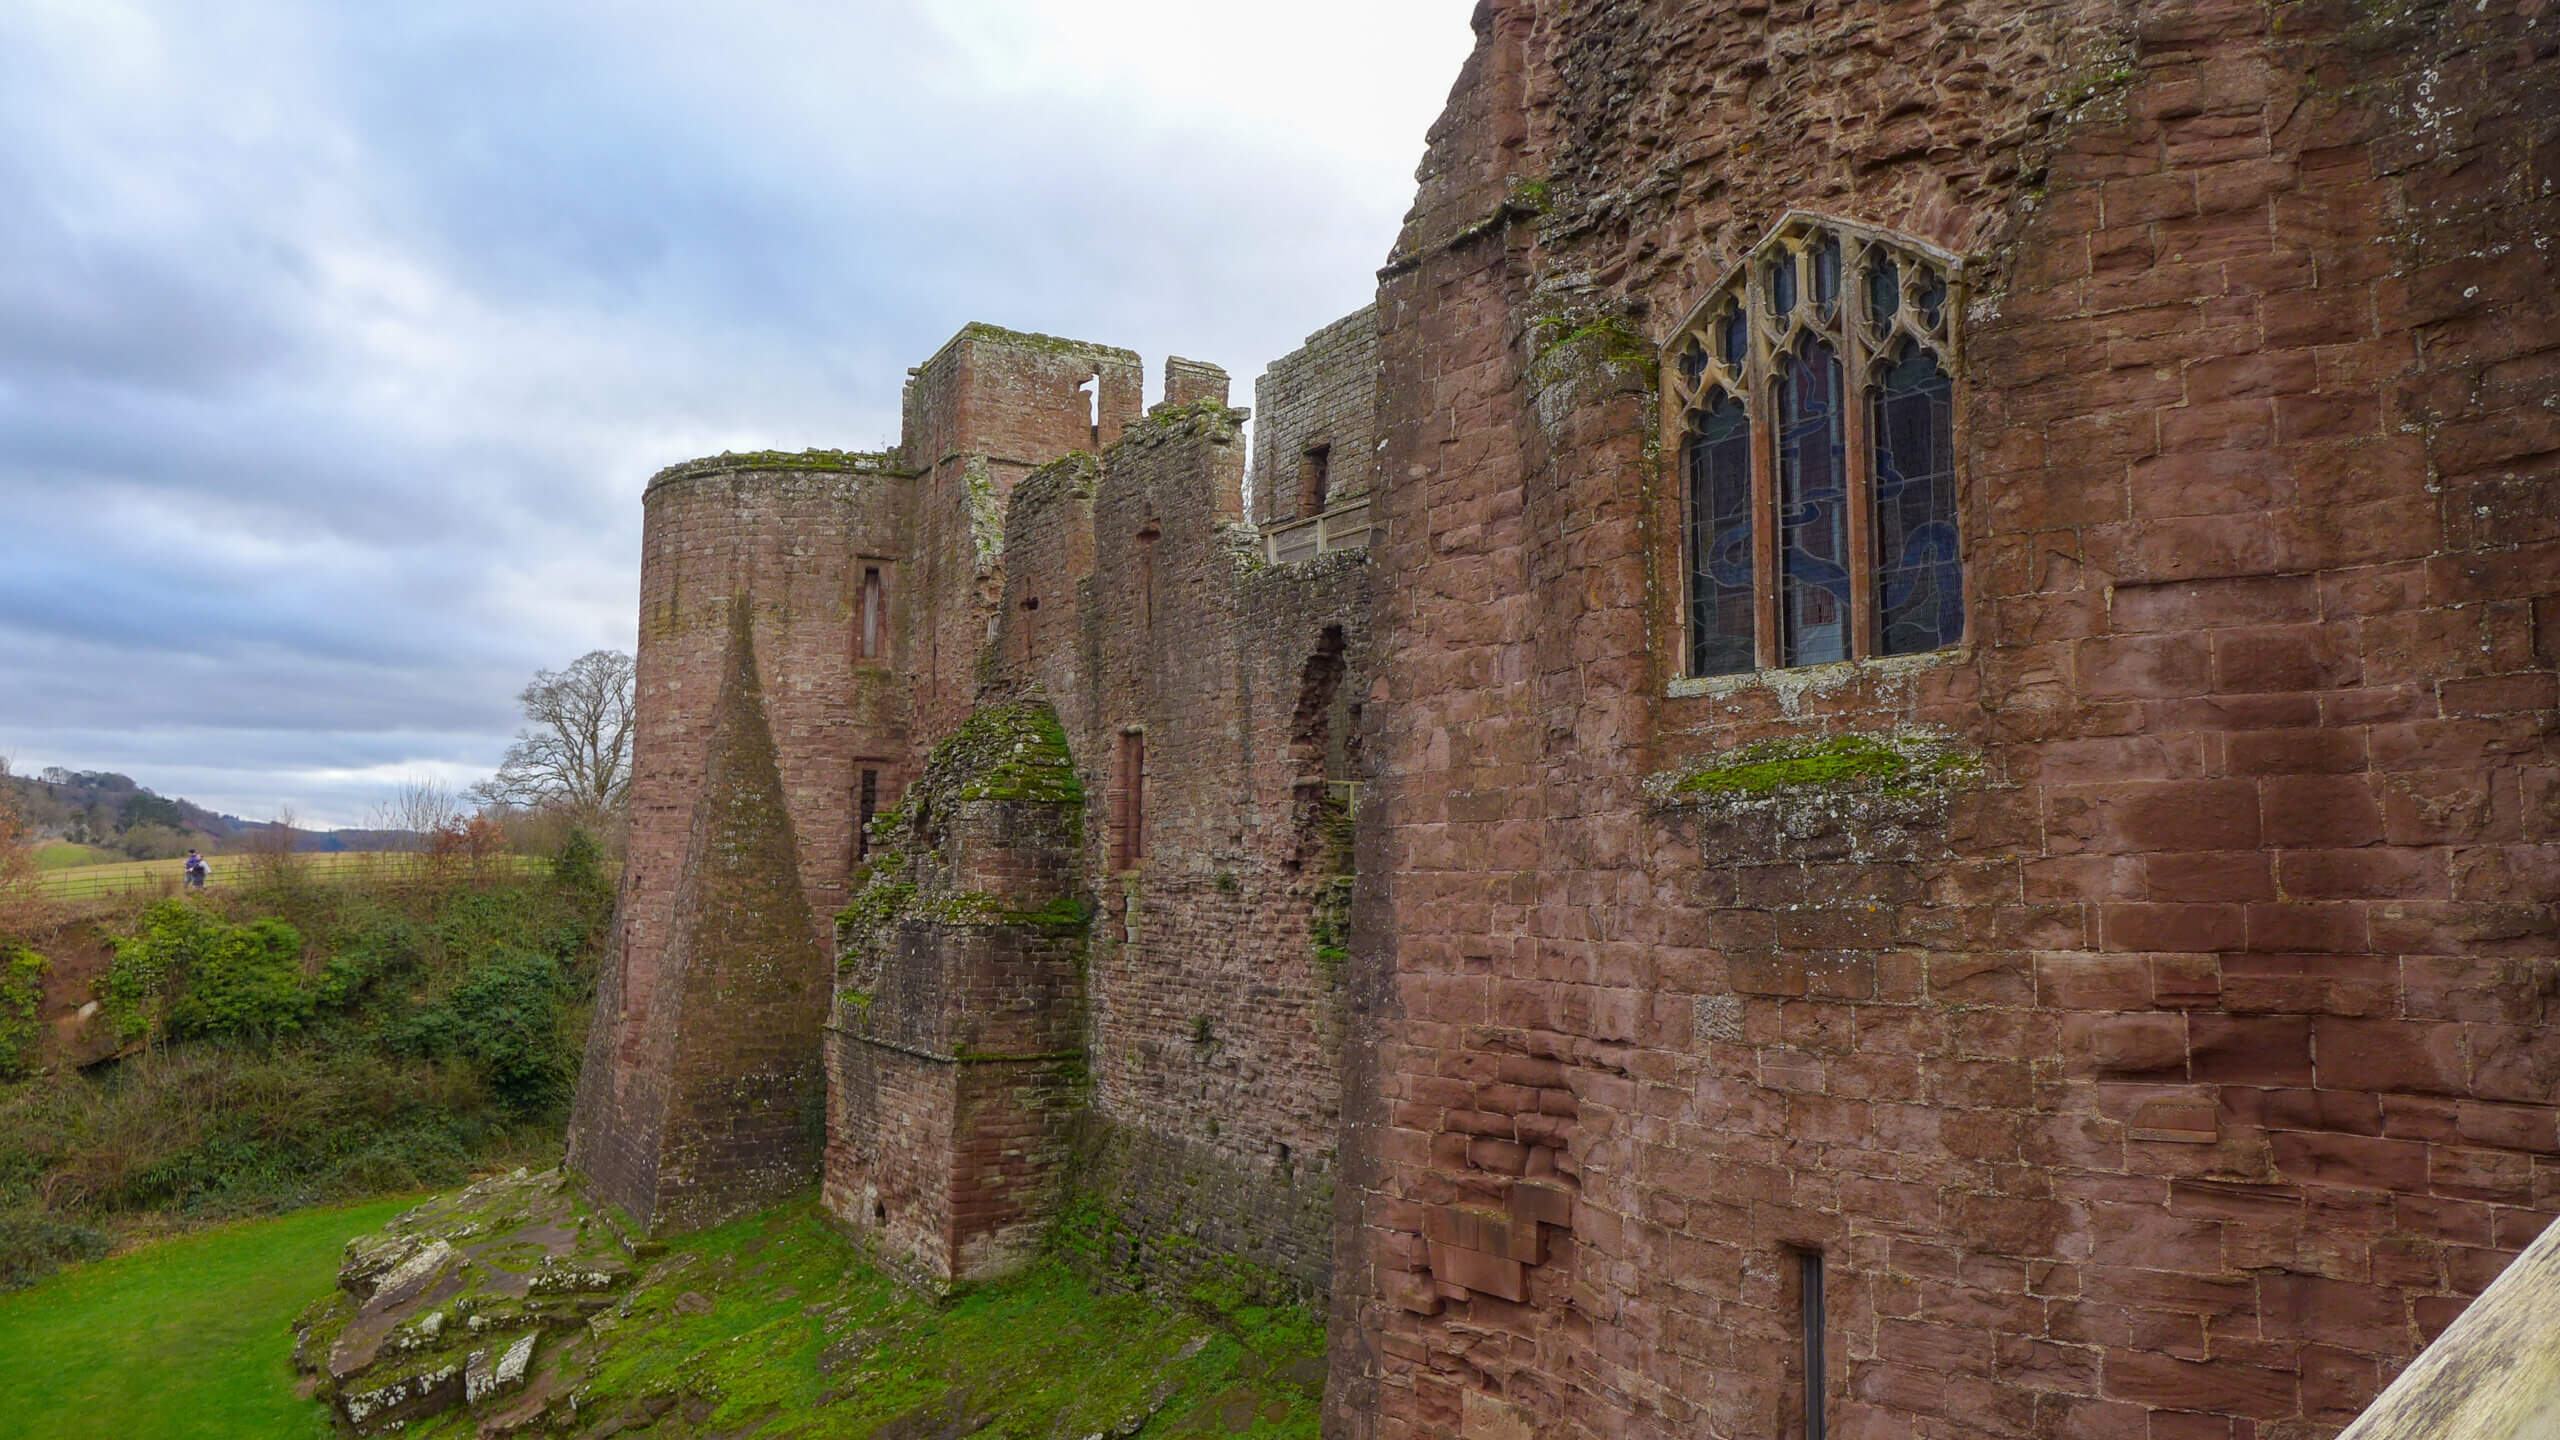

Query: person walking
184 850 208 890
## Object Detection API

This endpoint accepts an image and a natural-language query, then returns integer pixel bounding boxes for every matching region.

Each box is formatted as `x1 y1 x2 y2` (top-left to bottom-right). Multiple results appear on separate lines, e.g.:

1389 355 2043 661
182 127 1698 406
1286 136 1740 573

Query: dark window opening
1021 595 1039 661
1872 340 1961 656
1137 527 1159 631
1686 388 1754 677
1288 626 1352 872
1671 223 1963 678
1776 337 1849 667
1113 730 1146 872
1799 1250 1827 1440
859 566 885 660
1300 444 1332 518
857 769 879 862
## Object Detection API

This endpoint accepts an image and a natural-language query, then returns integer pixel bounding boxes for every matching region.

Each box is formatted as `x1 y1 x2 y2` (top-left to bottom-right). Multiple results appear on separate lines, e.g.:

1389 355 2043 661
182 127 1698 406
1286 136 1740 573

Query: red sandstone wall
901 327 1145 744
1336 1 2560 1437
978 380 1374 1299
567 454 911 1230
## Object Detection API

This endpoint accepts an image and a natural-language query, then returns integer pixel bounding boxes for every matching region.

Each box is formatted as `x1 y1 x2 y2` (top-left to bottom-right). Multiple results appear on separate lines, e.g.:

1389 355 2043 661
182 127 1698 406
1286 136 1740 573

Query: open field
0 1195 415 1440
31 843 121 871
35 851 543 902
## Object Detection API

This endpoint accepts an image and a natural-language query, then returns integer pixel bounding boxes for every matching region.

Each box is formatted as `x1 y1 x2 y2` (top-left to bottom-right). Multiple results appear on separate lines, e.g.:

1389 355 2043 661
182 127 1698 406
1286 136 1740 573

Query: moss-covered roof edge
646 449 912 494
912 322 1143 375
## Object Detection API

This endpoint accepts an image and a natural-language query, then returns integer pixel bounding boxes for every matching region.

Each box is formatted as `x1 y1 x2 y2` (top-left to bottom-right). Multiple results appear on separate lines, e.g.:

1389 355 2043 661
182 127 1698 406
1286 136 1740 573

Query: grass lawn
34 851 541 901
30 842 121 871
0 1196 414 1440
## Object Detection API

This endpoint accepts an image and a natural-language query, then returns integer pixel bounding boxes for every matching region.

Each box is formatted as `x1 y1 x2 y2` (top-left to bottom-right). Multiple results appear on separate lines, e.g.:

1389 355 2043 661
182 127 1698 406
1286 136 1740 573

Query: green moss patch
1650 732 1980 806
935 703 1085 807
383 1196 1320 1439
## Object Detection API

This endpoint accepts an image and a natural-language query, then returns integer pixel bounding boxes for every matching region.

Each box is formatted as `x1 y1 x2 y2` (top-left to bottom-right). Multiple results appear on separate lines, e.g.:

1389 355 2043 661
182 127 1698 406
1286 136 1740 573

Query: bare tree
243 806 310 892
472 650 637 829
370 775 464 849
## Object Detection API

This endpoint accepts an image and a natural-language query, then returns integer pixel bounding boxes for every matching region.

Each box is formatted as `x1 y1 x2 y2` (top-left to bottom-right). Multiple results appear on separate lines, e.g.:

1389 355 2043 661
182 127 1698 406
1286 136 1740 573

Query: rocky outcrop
294 1169 634 1436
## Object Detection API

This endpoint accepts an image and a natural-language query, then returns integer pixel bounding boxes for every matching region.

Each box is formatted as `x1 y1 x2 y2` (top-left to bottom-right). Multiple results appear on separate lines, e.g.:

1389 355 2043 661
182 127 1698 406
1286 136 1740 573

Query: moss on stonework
1526 306 1658 402
935 703 1086 807
1648 732 1981 806
1007 894 1097 929
963 459 1004 573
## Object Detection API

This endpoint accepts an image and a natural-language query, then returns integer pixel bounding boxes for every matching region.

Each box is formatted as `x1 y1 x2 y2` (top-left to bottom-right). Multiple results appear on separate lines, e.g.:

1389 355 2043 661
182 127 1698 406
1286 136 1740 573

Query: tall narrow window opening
859 566 885 660
1300 445 1332 518
1776 337 1849 667
1112 731 1146 871
857 769 879 862
1666 217 1962 677
1686 386 1754 676
1136 527 1159 632
1799 1250 1827 1440
1871 340 1961 655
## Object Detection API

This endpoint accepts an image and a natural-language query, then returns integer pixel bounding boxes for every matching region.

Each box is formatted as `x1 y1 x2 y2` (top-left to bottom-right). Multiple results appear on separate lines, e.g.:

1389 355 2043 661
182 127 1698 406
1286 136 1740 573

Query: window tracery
1667 216 1964 677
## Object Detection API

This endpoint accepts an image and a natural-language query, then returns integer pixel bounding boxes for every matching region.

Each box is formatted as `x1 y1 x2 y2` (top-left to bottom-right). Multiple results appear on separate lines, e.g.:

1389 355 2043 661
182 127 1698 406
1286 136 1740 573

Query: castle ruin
570 0 2560 1435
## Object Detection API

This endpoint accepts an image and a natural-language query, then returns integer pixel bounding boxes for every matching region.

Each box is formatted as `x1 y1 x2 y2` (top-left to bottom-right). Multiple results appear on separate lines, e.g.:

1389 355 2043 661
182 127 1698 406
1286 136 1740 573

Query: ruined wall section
1340 1 2560 1438
570 452 910 1234
1249 308 1380 527
825 702 1089 1288
900 326 1144 744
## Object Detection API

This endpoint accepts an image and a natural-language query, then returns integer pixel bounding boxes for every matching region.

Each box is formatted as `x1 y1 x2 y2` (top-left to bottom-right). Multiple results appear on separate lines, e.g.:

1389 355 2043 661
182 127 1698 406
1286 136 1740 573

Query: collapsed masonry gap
1288 625 1352 873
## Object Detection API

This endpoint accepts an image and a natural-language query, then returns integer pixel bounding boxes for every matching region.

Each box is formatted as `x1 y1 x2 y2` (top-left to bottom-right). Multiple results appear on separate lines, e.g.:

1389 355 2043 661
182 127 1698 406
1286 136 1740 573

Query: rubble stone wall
1250 308 1381 526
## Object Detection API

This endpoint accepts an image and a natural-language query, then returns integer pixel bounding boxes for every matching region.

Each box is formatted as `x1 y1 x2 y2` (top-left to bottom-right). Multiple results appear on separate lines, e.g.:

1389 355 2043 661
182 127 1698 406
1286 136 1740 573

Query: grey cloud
0 0 1474 826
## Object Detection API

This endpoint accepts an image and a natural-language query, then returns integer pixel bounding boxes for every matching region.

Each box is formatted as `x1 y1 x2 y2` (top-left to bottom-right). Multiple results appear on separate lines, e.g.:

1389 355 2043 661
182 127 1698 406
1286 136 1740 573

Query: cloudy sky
0 0 1476 827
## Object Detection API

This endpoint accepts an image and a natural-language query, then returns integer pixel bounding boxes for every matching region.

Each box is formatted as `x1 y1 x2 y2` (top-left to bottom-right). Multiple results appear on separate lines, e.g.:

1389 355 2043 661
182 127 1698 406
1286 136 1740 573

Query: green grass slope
31 843 120 872
354 1194 1325 1439
0 1195 413 1440
559 1203 1323 1438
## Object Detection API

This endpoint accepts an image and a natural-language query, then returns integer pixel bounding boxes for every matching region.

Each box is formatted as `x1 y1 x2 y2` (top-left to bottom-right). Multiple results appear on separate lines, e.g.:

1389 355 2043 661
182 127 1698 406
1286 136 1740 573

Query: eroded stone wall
568 454 910 1235
1251 308 1381 526
1336 1 2560 1437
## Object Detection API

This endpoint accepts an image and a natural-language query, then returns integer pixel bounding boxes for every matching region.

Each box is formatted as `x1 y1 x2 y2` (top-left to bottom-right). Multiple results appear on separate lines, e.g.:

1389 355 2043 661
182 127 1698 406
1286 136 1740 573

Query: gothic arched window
1667 216 1963 677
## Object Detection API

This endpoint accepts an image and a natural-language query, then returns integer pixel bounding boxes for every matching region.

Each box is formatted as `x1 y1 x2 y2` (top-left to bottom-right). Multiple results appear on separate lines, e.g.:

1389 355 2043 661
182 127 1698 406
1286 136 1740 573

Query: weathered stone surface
295 1169 632 1436
1331 1 2560 1437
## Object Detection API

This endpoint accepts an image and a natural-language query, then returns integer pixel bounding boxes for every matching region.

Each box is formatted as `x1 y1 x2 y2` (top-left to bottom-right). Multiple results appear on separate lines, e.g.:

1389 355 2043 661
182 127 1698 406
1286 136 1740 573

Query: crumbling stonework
572 323 1375 1298
1332 2 2560 1438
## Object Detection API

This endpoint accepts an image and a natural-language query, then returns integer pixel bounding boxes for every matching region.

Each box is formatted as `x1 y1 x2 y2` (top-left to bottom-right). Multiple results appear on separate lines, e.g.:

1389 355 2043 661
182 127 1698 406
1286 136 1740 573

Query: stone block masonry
1251 308 1380 528
567 3 2556 1433
568 452 909 1236
574 328 1377 1300
1331 1 2559 1438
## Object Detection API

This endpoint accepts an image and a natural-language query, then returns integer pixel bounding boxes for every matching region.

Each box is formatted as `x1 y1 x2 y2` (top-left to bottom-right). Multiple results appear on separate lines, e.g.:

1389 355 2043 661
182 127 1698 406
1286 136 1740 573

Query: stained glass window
1776 339 1849 667
1671 218 1964 678
1687 390 1755 676
1872 341 1961 655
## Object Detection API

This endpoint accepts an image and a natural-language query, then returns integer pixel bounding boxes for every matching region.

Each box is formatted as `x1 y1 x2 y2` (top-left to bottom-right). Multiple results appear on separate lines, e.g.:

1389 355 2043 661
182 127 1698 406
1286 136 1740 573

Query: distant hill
0 766 416 860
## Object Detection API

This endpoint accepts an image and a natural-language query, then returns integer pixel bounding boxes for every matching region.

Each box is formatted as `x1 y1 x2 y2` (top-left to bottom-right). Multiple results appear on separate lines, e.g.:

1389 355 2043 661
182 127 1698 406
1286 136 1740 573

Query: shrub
0 1209 110 1290
104 902 313 1044
395 950 570 1114
167 918 310 1042
0 946 47 1080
